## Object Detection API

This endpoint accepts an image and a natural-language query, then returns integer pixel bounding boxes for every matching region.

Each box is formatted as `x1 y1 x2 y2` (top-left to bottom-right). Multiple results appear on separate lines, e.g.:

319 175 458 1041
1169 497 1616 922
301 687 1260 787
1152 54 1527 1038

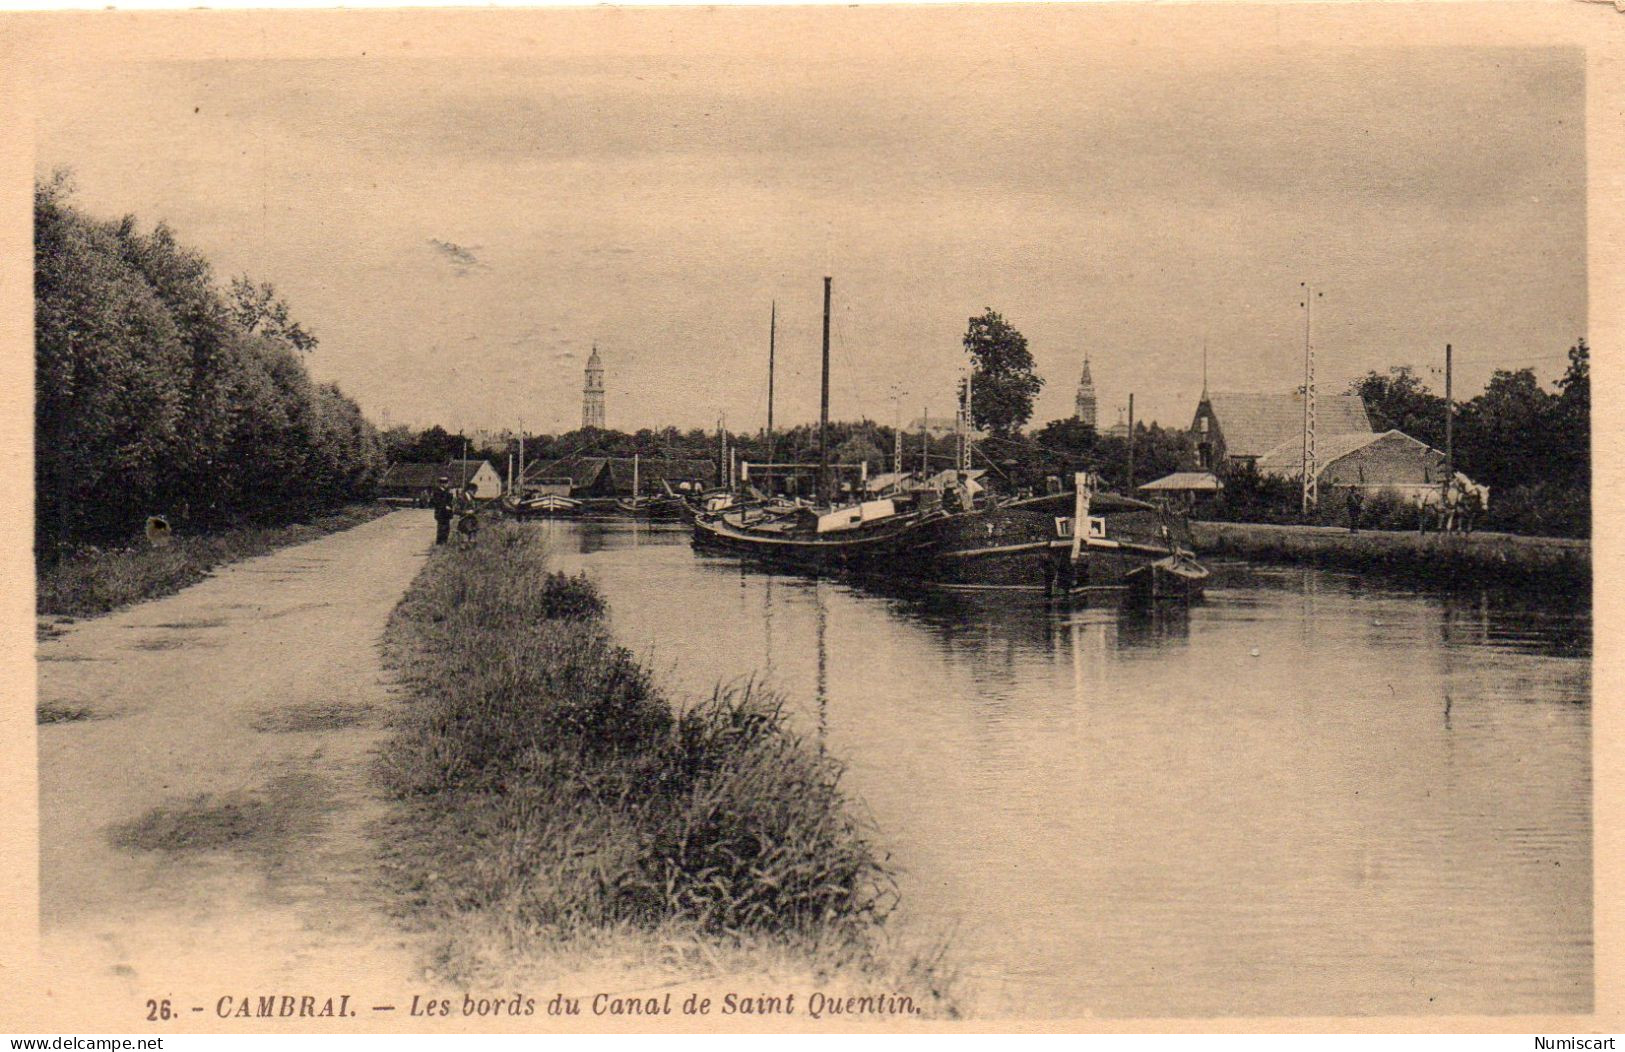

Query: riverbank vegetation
378 522 954 1008
1190 520 1589 591
34 173 383 563
36 503 391 620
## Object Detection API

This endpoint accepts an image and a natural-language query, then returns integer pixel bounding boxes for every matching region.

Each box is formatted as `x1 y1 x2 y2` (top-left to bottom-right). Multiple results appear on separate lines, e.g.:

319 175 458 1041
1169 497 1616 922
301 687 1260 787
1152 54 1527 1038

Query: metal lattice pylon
1301 285 1320 513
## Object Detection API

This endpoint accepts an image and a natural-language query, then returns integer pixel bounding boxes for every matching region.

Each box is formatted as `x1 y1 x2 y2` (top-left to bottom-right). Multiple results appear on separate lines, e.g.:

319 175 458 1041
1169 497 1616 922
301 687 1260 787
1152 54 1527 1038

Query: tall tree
963 309 1044 438
1551 338 1589 490
1455 368 1555 491
1349 367 1448 451
34 178 189 545
228 276 320 353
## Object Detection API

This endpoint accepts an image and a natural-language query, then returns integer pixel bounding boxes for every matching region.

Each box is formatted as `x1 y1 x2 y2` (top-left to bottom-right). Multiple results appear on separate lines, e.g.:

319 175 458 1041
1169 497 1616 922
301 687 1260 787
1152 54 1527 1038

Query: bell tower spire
582 344 606 429
1074 354 1098 428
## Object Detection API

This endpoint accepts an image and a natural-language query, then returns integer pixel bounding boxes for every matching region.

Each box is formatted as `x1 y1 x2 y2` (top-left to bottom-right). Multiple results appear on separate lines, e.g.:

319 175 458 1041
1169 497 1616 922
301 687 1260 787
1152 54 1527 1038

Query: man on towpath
431 475 456 545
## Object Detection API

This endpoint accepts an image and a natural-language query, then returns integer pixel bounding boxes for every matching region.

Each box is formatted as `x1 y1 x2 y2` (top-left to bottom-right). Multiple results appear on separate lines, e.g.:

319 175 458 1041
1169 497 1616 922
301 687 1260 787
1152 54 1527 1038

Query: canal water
546 520 1591 1019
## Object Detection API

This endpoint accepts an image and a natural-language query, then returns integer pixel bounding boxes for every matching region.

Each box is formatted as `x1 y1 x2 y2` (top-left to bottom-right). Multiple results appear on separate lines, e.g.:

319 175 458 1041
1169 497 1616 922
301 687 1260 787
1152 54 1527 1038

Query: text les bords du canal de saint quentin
213 991 921 1021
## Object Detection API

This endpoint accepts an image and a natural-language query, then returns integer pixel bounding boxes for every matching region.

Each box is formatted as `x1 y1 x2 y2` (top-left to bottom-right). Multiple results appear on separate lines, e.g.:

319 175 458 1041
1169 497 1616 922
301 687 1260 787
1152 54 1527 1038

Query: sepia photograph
2 1 1619 1035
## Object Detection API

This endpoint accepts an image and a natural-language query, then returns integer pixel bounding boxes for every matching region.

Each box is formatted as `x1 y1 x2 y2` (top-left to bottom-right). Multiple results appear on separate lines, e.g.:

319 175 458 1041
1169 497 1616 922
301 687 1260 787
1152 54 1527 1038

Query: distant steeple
1074 355 1098 428
583 344 605 429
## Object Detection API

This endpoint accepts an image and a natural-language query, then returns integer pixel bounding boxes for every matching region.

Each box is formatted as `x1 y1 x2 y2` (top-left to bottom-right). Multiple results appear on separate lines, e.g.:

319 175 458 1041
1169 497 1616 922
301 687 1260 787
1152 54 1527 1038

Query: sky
31 14 1586 434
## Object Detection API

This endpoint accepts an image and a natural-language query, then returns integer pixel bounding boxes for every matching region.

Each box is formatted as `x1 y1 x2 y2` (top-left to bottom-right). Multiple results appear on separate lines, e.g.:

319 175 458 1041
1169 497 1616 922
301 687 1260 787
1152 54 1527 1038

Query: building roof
379 462 444 491
603 457 715 489
445 459 496 487
522 456 714 490
864 471 910 492
1201 391 1372 459
1255 429 1432 479
380 459 493 491
1139 471 1224 492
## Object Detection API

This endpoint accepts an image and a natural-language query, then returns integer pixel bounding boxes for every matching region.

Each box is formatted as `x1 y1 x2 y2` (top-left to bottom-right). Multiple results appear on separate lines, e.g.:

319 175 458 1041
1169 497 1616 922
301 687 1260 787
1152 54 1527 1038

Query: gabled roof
602 458 714 488
445 459 495 487
379 459 495 490
379 463 444 490
522 456 714 489
1139 471 1224 492
1256 429 1435 478
523 457 609 489
1202 391 1371 459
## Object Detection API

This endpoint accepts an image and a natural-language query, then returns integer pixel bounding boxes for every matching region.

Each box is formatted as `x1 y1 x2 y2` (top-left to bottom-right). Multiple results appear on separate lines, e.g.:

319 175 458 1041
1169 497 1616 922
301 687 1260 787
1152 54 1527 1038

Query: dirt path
36 509 438 1009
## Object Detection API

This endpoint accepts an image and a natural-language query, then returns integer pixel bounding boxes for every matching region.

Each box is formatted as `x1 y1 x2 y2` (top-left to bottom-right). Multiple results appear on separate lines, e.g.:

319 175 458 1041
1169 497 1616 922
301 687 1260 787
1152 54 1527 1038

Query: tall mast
767 301 776 436
1126 392 1135 491
921 405 929 475
819 276 832 504
894 397 903 475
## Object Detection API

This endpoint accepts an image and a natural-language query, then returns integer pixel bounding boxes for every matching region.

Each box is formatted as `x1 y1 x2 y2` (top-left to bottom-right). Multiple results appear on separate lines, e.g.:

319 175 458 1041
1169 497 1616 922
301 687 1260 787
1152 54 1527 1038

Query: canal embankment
1191 520 1589 589
377 520 955 1010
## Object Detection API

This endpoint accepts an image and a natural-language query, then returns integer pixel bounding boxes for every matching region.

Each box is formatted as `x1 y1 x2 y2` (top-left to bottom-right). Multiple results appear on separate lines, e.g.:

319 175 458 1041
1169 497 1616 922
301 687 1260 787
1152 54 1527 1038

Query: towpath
36 509 436 1009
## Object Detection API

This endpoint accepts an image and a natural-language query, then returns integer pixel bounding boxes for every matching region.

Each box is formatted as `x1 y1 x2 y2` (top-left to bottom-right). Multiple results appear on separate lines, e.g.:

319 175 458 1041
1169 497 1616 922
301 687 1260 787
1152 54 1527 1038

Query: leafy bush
538 572 606 621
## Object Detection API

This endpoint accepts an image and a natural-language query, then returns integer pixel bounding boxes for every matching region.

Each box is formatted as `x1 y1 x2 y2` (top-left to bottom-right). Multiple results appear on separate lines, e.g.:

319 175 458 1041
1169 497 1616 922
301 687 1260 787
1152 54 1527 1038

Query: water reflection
547 523 1591 1019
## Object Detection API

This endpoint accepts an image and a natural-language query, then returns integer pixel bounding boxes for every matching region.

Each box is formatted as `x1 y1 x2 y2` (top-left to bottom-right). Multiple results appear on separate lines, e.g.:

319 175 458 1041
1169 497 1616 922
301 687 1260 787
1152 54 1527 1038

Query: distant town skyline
31 11 1585 434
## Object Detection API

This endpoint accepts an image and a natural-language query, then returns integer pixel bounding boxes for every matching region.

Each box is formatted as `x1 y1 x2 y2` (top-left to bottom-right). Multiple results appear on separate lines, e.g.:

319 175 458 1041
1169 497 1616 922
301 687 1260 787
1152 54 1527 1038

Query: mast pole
767 301 776 436
819 276 832 504
1127 392 1135 492
894 397 903 475
921 405 929 475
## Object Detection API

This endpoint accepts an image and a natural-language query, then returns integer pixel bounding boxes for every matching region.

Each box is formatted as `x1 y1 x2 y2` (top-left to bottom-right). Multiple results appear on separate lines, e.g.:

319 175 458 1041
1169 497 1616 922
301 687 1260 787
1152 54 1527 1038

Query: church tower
1074 356 1098 428
582 345 606 429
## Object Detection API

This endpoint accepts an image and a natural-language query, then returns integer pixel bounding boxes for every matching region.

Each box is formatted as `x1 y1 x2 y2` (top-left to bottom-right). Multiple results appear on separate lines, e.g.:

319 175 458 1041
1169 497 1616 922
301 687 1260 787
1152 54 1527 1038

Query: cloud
426 237 489 276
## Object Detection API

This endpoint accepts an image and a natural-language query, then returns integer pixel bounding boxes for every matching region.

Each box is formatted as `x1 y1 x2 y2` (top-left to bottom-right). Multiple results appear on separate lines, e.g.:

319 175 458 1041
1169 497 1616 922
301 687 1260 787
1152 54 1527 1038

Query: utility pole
957 372 975 473
1126 392 1135 492
818 276 832 504
1300 283 1322 514
1444 343 1454 487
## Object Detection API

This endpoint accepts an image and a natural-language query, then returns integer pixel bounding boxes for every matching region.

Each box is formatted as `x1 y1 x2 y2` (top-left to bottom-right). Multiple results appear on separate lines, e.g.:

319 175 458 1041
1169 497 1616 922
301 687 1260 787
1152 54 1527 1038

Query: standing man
431 474 455 545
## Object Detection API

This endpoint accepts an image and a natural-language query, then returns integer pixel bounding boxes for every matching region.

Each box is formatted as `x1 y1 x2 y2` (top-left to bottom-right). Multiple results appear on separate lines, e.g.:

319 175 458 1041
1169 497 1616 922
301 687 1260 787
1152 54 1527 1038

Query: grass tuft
379 521 948 1006
37 701 98 724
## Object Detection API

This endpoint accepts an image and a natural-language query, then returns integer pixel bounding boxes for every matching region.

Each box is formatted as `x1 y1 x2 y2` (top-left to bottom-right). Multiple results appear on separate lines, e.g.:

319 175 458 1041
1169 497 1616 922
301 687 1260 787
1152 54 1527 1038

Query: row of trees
35 175 383 556
385 305 1588 536
1348 343 1589 535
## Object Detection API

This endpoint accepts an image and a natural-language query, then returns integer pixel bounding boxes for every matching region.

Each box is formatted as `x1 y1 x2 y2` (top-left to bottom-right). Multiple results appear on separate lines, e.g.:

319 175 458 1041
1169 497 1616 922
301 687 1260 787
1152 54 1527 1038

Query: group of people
430 475 482 548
